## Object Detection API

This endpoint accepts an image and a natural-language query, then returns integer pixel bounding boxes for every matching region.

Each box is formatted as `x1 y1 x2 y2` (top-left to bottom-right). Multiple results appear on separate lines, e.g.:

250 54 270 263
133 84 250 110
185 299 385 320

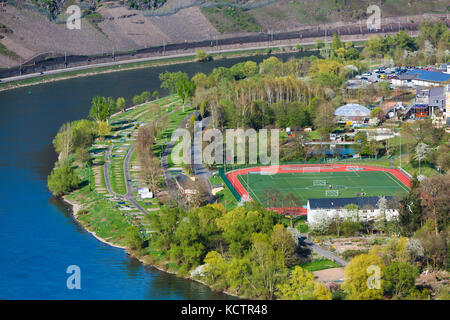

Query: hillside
0 0 448 67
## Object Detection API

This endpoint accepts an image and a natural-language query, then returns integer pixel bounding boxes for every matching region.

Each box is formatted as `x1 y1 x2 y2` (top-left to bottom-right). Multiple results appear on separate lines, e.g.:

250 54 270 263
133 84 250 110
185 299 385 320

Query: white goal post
313 180 327 186
302 167 321 173
325 190 339 197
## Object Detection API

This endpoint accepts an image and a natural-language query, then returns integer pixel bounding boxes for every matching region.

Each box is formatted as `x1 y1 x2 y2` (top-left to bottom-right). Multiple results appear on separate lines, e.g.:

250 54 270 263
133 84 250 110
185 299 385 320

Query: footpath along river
0 51 316 299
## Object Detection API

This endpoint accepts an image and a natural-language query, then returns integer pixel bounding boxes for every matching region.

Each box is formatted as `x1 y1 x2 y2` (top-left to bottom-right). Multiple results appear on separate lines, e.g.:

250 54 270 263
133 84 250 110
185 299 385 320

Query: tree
416 226 447 269
342 254 385 300
192 72 208 89
177 78 196 108
160 71 189 94
189 177 211 208
88 96 116 122
413 142 433 171
152 90 159 100
331 33 344 52
271 224 297 267
71 119 97 151
384 262 419 298
277 266 331 300
418 174 450 236
146 207 185 250
97 120 111 140
125 226 143 252
370 107 385 122
116 97 126 112
309 210 332 234
195 49 211 62
313 102 335 140
243 61 258 77
405 238 425 268
203 251 227 284
141 91 150 102
52 122 73 162
47 164 80 196
132 94 144 105
249 233 287 299
216 206 280 257
140 154 163 193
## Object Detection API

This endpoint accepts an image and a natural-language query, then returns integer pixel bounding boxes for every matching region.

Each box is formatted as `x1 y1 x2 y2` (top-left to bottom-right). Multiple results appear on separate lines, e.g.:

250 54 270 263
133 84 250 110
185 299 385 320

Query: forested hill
0 0 448 68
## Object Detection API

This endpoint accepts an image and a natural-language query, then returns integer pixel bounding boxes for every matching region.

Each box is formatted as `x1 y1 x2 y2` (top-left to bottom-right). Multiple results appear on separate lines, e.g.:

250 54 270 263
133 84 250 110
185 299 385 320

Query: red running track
225 164 411 216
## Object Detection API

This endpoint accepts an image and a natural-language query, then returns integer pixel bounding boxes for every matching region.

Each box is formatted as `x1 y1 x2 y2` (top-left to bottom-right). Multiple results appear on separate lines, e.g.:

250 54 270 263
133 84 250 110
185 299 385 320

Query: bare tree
418 175 450 236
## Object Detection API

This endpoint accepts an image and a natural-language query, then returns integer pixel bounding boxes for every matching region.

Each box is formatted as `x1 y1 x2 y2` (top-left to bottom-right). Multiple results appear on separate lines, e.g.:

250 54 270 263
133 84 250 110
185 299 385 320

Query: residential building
307 196 398 225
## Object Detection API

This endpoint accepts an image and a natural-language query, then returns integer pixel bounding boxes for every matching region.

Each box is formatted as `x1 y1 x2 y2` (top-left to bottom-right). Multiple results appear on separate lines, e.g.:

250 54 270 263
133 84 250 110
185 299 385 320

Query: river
0 51 316 299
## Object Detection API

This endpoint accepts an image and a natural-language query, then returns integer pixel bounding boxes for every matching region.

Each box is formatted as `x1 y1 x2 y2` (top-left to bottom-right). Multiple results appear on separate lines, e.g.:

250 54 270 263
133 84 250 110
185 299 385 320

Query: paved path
103 142 148 214
103 146 118 196
191 116 213 182
160 109 196 209
289 228 348 267
123 144 148 214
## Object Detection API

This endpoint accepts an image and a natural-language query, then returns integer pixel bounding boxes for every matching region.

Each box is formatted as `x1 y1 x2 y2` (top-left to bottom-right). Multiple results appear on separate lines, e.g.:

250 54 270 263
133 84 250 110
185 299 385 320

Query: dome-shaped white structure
334 104 370 117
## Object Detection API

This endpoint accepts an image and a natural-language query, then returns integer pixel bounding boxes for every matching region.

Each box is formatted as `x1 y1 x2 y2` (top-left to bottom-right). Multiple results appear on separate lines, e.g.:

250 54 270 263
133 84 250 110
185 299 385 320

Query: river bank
52 95 241 299
0 47 288 93
63 192 239 299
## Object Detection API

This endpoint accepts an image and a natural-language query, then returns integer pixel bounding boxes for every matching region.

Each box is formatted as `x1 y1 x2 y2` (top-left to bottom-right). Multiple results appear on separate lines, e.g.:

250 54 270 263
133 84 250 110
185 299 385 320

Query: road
191 116 213 180
103 146 118 197
289 228 348 267
0 35 389 84
160 109 196 209
304 239 348 267
122 144 148 214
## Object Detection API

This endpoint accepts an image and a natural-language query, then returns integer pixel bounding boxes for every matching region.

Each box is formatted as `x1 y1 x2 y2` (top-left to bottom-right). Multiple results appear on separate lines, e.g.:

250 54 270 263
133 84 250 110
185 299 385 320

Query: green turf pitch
237 171 409 206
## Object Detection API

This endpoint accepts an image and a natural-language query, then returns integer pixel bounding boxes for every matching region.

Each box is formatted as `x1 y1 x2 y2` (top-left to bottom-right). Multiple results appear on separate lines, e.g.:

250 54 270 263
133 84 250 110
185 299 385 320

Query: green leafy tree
342 254 385 300
47 164 80 196
116 97 126 112
384 262 419 298
277 266 331 300
195 50 211 62
249 233 287 299
125 226 143 251
177 78 196 106
271 224 297 267
132 94 144 105
88 96 116 122
140 91 150 102
160 71 189 93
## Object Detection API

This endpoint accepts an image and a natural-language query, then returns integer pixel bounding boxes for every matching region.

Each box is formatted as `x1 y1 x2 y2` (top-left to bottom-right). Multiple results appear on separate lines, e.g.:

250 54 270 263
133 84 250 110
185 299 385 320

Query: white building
307 196 398 225
138 188 153 199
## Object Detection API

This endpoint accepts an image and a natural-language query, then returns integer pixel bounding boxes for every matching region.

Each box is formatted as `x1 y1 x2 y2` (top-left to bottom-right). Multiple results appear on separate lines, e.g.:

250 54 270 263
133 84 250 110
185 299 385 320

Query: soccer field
236 170 410 207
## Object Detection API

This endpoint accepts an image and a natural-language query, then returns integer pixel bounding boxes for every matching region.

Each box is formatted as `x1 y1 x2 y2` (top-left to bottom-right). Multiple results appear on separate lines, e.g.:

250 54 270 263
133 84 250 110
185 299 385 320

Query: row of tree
362 21 449 65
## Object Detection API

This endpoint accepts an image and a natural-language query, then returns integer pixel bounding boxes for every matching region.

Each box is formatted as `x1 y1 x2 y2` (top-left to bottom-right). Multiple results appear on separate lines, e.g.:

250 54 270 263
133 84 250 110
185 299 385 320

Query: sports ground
225 164 411 215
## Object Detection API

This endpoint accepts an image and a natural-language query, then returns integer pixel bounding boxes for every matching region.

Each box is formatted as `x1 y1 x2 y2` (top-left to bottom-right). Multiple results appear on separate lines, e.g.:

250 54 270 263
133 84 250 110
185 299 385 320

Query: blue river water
0 51 316 299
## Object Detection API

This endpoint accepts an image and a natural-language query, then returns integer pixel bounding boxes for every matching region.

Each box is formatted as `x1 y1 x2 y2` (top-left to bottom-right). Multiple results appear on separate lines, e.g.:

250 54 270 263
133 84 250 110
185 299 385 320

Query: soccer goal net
325 190 339 197
313 180 327 186
303 167 321 173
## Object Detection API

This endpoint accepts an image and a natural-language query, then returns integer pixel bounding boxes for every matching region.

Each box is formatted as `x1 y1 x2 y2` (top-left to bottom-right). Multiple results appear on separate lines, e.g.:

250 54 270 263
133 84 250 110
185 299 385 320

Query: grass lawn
300 259 340 272
65 183 131 247
209 174 238 211
237 170 409 206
